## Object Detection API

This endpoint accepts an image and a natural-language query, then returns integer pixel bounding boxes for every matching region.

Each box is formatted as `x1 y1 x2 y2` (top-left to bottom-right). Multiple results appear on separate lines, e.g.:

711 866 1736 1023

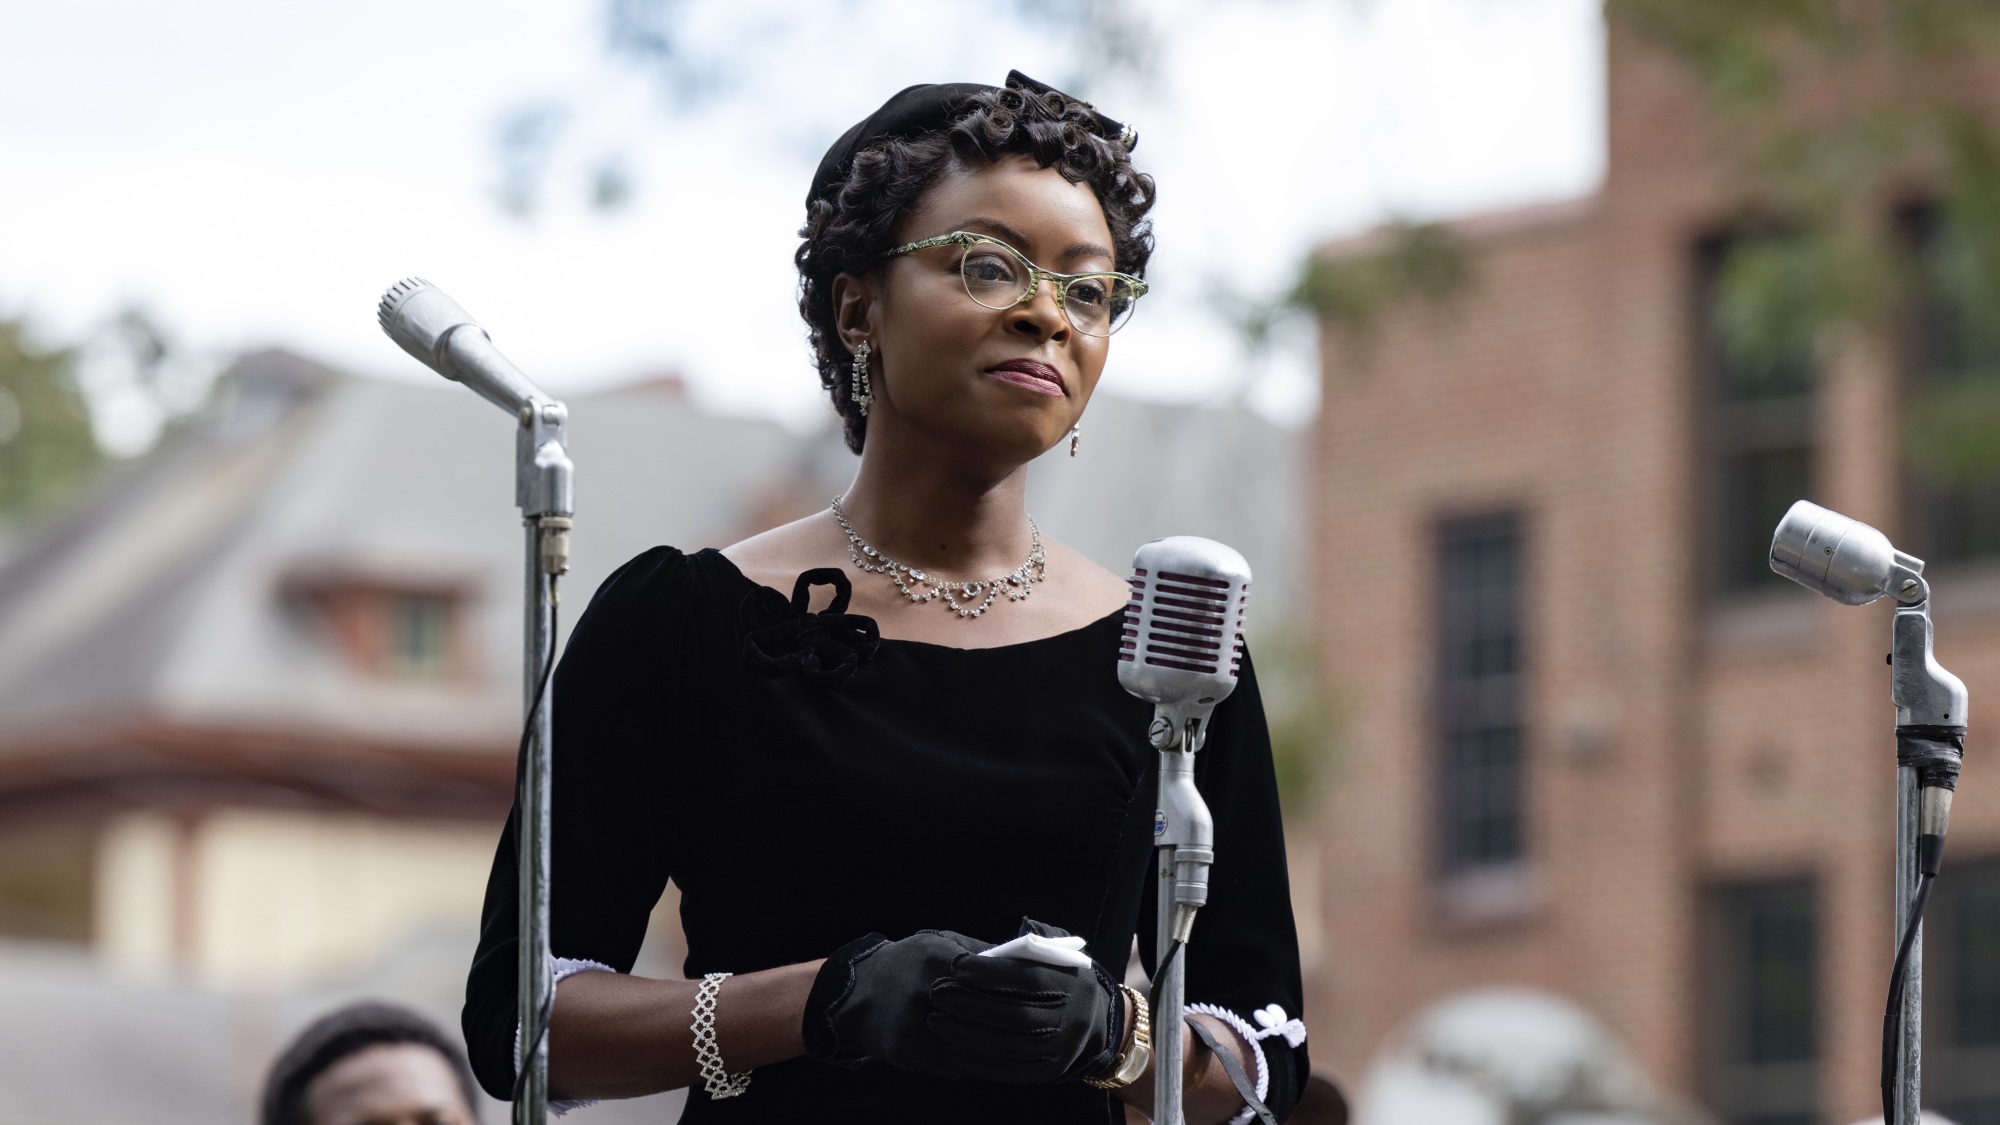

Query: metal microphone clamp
1152 714 1213 944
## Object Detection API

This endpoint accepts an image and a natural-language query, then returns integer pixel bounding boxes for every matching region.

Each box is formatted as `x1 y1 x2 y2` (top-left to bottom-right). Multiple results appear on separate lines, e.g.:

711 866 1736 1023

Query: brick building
1305 27 2000 1125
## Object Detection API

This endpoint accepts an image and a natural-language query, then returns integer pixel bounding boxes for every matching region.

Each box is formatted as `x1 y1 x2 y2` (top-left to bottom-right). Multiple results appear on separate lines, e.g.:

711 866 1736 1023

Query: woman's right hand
801 930 993 1076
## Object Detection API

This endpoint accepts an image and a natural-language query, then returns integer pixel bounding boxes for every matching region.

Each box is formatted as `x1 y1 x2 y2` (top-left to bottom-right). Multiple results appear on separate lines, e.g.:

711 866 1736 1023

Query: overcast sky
0 0 1602 448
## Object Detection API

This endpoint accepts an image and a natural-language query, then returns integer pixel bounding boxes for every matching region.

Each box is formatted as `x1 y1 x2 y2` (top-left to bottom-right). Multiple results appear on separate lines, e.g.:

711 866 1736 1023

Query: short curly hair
796 84 1157 453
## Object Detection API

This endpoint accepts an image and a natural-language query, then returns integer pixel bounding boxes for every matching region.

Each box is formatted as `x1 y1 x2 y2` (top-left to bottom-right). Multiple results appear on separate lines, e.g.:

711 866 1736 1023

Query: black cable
1148 938 1184 1023
1882 726 1961 1125
512 600 561 1107
1880 871 1936 1125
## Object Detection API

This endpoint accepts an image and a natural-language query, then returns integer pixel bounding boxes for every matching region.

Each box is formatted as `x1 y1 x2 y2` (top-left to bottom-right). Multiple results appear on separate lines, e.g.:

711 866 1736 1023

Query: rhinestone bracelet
691 972 752 1099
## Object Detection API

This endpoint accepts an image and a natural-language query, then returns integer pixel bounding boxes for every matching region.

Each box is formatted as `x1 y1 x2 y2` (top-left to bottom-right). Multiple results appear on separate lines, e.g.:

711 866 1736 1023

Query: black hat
807 70 1136 208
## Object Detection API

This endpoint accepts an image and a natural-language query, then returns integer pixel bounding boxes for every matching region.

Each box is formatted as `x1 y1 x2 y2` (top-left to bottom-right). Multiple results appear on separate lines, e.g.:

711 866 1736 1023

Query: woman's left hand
927 948 1122 1084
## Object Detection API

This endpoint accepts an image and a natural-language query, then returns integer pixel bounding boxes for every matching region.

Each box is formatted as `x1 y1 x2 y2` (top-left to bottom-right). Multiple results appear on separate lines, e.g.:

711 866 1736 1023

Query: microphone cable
1880 828 1948 1125
1881 727 1963 1125
1880 874 1934 1125
1147 938 1184 1021
512 597 561 1108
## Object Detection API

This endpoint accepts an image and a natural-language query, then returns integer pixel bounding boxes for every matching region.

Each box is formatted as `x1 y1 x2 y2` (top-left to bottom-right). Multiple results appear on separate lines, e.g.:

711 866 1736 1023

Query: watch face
1122 1043 1153 1084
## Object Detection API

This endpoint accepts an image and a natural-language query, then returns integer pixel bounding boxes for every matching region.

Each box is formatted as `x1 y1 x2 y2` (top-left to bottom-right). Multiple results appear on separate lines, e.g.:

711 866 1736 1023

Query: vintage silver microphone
1770 500 1966 1125
379 278 572 1125
379 279 573 524
1118 536 1251 1125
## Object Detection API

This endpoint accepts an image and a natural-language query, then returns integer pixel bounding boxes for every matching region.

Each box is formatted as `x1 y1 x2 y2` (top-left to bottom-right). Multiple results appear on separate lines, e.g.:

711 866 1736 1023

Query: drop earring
850 341 873 417
1069 423 1080 457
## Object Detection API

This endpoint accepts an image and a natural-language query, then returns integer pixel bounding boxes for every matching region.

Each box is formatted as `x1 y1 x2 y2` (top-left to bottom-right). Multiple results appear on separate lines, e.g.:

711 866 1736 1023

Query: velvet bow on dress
739 568 881 684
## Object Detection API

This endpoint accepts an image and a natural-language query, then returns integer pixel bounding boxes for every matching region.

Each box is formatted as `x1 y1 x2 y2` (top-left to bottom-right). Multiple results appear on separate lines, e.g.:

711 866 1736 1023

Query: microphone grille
1117 537 1251 706
1122 569 1249 676
378 277 434 334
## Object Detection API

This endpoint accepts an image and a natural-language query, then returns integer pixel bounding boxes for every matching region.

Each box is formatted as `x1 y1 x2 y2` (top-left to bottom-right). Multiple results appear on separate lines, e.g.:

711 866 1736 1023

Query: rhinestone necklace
829 496 1047 619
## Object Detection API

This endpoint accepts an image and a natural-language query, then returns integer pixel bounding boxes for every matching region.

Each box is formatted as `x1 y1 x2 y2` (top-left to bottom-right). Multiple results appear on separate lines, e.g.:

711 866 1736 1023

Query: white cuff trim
515 957 615 1116
1187 1003 1269 1125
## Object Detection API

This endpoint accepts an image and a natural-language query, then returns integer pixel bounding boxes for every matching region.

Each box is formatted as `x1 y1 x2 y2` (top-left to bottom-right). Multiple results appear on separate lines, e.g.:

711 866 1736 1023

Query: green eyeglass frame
880 231 1149 337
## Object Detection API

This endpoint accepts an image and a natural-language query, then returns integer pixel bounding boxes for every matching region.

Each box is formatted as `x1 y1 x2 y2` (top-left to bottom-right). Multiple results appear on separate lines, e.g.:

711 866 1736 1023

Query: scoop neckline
700 547 1126 654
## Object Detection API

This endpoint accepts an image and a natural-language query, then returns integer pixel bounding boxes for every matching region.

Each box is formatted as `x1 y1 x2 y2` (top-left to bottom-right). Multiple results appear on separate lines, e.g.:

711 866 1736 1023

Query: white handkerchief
977 932 1093 968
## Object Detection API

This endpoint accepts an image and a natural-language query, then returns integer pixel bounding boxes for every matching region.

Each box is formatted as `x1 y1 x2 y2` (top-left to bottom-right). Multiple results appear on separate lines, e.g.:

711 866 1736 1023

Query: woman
464 72 1308 1124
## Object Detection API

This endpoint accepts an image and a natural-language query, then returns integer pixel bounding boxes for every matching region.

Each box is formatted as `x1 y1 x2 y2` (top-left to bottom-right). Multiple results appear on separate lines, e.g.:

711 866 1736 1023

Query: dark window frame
1702 878 1819 1125
1433 511 1527 881
1898 202 2000 569
385 591 454 680
1694 232 1819 601
1923 856 2000 1123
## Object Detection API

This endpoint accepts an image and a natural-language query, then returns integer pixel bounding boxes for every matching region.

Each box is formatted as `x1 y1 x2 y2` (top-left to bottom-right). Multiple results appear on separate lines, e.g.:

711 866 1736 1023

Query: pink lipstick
985 359 1067 397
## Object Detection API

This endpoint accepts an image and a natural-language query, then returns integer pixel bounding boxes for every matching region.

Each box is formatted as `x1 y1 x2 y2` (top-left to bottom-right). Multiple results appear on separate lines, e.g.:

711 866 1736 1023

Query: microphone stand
512 394 572 1125
1153 713 1215 1125
376 282 574 1125
1769 502 1970 1124
1116 537 1251 1125
1888 588 1966 1125
1893 738 1922 1125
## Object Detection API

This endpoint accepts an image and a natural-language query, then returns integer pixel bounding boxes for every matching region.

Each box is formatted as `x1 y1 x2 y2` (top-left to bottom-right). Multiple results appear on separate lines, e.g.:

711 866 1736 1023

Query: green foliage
1906 376 2000 488
1613 0 2000 377
1294 221 1474 342
1709 227 1888 375
1219 221 1472 368
0 320 100 518
1251 627 1343 817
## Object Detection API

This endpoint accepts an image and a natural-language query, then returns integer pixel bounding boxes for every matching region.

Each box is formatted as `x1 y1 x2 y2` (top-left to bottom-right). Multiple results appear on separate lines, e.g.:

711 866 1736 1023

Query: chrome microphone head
1770 500 1918 606
378 277 479 372
378 278 548 418
1119 536 1251 715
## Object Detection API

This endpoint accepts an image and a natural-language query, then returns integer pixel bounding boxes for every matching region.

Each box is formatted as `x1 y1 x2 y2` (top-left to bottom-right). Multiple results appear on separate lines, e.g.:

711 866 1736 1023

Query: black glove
802 929 992 1077
927 918 1124 1084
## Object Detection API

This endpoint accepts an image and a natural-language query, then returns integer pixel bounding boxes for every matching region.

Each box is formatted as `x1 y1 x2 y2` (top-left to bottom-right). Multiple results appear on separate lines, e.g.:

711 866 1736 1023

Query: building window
1698 235 1817 598
1924 858 2000 1123
1704 879 1818 1125
1902 205 2000 567
385 593 452 680
0 822 93 943
281 572 469 683
1435 512 1525 877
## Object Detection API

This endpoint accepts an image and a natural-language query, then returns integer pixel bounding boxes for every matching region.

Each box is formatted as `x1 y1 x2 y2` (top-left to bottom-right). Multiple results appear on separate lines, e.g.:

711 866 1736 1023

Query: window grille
385 593 452 680
1703 879 1818 1125
1924 858 2000 1123
1435 512 1524 876
1697 235 1817 598
1901 205 2000 566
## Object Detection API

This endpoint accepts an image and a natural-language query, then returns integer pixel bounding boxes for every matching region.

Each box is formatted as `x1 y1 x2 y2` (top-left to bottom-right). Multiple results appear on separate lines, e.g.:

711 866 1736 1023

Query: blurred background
7 1 2000 1123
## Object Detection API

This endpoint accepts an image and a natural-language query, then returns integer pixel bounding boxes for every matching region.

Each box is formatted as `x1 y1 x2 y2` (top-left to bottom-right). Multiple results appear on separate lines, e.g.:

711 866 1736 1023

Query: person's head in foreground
262 1002 481 1125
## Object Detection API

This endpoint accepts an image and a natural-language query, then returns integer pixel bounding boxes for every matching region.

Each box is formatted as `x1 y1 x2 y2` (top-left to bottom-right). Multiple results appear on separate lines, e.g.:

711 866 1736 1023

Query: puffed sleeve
463 547 694 1099
1137 648 1310 1120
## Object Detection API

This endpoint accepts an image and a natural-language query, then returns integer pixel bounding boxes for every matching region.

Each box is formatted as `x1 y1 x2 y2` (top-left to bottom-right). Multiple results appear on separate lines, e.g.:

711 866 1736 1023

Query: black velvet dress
464 547 1308 1124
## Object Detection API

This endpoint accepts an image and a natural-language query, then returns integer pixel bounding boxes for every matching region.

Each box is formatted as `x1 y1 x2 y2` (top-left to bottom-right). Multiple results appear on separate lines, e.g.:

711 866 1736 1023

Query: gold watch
1085 984 1153 1090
